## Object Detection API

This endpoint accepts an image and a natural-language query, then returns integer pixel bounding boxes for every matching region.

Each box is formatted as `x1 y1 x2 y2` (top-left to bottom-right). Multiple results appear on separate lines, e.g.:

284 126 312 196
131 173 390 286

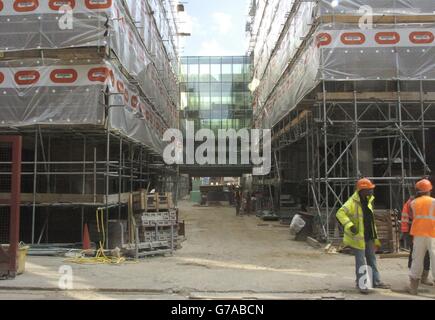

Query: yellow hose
65 208 127 265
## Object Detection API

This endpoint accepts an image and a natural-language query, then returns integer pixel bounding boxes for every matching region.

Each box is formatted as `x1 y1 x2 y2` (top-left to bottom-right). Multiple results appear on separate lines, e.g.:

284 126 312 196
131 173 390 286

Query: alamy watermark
58 5 74 30
58 265 74 290
162 121 271 176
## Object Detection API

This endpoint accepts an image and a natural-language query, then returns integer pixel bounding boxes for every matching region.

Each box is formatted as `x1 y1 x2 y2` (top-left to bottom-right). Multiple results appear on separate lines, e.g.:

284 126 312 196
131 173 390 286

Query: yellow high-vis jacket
336 192 381 250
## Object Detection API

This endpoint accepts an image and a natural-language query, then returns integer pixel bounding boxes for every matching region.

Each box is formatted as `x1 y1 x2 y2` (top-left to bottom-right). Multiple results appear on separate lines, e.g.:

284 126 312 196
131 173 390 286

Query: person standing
401 195 432 286
235 188 241 216
336 178 390 294
408 179 435 295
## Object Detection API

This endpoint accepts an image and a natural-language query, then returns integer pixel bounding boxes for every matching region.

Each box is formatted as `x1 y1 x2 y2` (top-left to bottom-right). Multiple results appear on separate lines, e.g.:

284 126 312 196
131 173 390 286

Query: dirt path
0 201 433 300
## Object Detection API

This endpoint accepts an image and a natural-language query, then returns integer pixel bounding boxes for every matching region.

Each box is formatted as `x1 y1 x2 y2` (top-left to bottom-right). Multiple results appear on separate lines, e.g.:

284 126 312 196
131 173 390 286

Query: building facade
180 56 252 133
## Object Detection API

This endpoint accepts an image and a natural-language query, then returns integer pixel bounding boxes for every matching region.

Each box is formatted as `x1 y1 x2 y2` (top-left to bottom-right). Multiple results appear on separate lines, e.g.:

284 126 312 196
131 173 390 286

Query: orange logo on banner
50 69 78 83
88 67 113 84
0 72 4 84
410 31 435 44
117 80 124 92
123 90 129 104
131 96 138 109
139 103 146 116
341 32 366 45
49 0 76 10
116 81 129 103
14 70 40 85
375 32 400 45
317 33 332 47
85 0 112 9
0 1 4 12
13 0 39 12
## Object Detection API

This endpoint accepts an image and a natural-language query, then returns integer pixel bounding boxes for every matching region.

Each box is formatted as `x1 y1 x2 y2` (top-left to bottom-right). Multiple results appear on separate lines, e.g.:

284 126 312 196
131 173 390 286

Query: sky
177 0 249 56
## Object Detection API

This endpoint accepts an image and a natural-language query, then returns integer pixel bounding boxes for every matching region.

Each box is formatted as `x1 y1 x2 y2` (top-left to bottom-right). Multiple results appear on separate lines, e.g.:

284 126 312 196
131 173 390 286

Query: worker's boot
421 271 433 286
408 278 420 296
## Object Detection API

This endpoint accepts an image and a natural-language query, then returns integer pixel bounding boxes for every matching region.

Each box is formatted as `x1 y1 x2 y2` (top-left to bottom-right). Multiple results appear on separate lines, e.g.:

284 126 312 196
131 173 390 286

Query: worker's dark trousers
408 238 431 271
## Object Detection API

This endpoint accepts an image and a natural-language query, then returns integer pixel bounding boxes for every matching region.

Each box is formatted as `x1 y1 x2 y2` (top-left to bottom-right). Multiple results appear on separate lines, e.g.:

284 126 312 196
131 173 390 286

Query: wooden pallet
131 191 175 212
374 209 399 254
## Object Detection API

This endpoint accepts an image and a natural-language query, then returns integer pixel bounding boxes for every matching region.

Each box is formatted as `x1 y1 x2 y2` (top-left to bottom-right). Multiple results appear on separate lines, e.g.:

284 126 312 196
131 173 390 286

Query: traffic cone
83 224 91 250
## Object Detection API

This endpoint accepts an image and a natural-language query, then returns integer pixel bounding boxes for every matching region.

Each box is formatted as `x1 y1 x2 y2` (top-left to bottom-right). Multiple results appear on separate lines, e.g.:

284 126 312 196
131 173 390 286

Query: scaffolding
0 126 178 246
248 1 435 245
0 1 185 247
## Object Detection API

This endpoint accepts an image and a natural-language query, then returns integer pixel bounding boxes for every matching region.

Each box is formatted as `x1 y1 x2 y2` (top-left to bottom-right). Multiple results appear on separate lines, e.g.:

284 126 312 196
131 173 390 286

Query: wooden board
321 15 435 24
317 92 435 102
0 47 107 62
0 192 132 205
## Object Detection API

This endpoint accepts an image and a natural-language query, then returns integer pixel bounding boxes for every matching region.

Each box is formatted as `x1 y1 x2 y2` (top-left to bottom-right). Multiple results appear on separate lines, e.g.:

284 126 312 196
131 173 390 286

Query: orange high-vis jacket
410 196 435 238
401 198 413 233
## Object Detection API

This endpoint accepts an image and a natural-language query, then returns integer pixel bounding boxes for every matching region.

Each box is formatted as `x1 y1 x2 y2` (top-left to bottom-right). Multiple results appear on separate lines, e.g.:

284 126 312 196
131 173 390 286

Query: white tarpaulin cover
0 0 180 154
249 0 435 129
0 58 166 153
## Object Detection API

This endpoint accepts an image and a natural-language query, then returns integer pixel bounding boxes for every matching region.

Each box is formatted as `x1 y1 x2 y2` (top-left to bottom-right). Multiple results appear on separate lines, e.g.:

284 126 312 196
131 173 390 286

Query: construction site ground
0 201 434 300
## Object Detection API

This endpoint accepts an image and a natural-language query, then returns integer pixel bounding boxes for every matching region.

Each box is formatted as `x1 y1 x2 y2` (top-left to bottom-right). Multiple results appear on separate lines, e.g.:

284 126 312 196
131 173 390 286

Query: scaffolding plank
0 192 132 205
317 92 435 102
0 47 107 61
321 15 435 24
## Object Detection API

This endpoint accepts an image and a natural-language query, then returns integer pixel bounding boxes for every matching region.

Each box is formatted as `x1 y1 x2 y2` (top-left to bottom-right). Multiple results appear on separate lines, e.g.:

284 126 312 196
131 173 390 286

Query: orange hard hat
416 179 433 193
357 178 376 191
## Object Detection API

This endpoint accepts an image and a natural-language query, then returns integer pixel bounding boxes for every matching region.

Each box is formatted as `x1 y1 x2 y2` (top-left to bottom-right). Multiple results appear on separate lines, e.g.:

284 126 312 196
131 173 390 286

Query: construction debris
306 237 322 249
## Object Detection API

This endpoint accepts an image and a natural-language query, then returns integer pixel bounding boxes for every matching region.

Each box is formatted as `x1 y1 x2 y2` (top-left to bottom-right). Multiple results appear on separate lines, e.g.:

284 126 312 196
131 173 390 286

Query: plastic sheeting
0 0 178 129
319 0 435 15
249 0 435 129
0 58 166 154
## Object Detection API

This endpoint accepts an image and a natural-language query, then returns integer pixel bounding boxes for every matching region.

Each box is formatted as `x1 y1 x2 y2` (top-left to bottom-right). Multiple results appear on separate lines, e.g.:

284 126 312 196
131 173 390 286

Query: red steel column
9 136 22 276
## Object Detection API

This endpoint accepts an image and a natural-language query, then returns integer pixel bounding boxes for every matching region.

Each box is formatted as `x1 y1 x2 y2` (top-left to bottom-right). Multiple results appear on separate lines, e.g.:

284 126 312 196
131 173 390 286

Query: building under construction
246 0 435 242
0 0 186 249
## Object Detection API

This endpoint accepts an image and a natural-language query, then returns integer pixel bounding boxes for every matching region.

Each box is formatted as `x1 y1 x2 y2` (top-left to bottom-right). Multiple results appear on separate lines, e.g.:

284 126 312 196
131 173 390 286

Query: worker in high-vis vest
401 196 431 285
336 178 390 294
408 179 435 295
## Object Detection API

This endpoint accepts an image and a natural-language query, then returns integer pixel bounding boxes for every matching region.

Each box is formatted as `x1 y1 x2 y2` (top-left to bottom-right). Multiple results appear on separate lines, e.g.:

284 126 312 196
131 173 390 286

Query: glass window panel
199 57 210 64
211 120 222 132
211 83 221 93
181 56 252 133
201 119 211 130
199 82 210 93
181 64 188 80
232 57 244 64
211 108 221 119
200 110 210 119
188 63 199 82
211 64 221 82
222 64 232 82
199 64 210 82
200 96 210 109
210 57 221 64
180 92 188 110
222 57 232 64
211 96 221 107
187 82 199 93
233 82 247 92
222 83 232 95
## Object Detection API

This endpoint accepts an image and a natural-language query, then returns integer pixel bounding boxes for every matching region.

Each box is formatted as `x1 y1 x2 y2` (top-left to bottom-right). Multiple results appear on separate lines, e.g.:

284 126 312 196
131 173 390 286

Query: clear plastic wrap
0 0 179 129
249 0 435 128
0 58 166 154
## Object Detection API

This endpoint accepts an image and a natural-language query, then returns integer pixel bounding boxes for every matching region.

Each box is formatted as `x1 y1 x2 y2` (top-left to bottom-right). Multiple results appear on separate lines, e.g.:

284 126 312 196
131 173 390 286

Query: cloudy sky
177 0 249 56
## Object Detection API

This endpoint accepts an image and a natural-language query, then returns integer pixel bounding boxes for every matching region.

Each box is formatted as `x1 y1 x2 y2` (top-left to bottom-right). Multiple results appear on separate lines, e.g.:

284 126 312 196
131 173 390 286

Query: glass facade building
179 56 252 133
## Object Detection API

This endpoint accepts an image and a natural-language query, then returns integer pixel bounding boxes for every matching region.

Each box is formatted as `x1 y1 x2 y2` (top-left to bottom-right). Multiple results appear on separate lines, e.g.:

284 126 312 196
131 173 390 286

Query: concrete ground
0 201 434 300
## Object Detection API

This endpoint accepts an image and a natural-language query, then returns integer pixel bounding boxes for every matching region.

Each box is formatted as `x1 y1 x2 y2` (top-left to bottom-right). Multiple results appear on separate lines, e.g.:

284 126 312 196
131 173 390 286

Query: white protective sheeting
0 58 166 153
250 0 435 129
0 0 180 154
